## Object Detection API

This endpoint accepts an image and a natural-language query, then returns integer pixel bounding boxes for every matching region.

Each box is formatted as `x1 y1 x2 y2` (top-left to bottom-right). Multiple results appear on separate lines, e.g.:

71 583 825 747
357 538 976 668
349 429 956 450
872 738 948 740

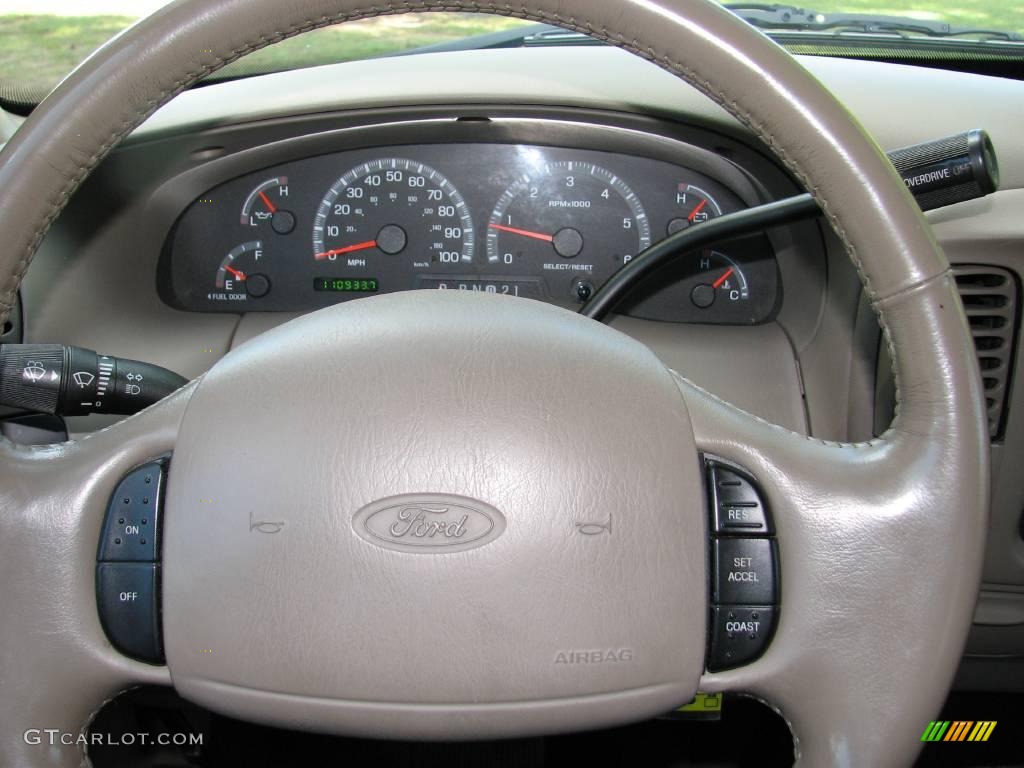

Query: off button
713 538 778 605
96 562 162 663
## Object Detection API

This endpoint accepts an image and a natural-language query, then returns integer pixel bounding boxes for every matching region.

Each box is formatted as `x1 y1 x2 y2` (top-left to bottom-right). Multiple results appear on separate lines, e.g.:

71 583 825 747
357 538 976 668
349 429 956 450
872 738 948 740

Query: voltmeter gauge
240 177 295 235
667 184 722 236
209 240 271 304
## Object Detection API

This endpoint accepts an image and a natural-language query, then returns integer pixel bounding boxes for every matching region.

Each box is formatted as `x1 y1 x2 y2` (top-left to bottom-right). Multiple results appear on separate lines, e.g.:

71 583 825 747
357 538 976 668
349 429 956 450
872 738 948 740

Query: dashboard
160 124 784 324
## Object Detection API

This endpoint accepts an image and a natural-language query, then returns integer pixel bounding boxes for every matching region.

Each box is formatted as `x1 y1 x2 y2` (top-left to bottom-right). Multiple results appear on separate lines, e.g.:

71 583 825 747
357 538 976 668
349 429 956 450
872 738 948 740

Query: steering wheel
0 1 988 765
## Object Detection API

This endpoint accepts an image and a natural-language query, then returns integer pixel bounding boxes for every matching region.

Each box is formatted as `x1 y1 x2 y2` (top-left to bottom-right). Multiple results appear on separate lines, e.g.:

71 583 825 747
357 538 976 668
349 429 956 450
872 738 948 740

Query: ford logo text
353 494 506 554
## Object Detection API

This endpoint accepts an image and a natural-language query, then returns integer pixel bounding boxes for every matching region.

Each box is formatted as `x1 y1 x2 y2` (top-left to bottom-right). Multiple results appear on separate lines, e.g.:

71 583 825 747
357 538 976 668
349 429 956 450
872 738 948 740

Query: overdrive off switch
95 459 167 664
705 459 780 672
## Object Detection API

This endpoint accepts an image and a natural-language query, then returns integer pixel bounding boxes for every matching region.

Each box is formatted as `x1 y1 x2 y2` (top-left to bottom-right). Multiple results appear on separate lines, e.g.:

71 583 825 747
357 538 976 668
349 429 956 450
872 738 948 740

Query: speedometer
312 158 474 270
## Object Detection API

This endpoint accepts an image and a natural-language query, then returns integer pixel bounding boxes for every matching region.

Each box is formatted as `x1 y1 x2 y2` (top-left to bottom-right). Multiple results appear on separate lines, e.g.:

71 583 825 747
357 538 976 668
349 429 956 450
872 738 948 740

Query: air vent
954 266 1019 439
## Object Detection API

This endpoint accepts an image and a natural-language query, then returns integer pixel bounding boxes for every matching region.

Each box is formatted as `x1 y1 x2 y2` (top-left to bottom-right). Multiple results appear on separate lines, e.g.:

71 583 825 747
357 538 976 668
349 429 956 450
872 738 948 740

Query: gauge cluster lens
162 144 779 324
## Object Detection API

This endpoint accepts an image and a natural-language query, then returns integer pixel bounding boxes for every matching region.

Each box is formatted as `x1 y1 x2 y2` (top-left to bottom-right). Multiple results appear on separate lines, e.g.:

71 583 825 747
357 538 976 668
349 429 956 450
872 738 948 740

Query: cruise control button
709 464 771 534
96 562 162 663
708 606 776 671
713 538 778 605
98 461 164 561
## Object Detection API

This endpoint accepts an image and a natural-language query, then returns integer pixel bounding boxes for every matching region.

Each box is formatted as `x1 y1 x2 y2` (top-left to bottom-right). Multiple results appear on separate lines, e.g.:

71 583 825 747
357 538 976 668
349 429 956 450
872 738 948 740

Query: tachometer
312 159 474 272
486 161 650 272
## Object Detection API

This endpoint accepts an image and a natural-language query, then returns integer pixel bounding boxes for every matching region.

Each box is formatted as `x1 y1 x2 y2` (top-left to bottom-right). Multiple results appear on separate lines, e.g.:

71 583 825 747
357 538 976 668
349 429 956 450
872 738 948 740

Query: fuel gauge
240 177 295 235
209 240 271 304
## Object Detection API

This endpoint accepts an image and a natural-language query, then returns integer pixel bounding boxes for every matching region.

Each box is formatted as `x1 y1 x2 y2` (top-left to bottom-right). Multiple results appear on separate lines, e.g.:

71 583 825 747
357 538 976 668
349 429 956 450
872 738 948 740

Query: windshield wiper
353 7 1024 66
382 7 1023 64
726 4 1023 42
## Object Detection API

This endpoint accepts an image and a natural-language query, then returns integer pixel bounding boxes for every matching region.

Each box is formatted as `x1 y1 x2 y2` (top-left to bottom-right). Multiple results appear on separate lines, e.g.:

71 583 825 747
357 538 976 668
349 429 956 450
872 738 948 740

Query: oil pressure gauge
240 177 295 235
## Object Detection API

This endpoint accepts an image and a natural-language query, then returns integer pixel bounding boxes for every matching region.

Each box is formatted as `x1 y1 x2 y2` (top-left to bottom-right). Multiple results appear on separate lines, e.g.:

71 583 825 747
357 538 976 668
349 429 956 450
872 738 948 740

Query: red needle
712 267 734 289
688 199 708 221
488 222 554 243
258 190 277 214
314 239 378 261
224 265 246 281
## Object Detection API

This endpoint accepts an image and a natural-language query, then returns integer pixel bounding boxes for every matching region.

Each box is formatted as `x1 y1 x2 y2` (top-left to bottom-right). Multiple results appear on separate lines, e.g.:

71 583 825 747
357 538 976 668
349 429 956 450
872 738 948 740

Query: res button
709 464 771 534
713 537 778 605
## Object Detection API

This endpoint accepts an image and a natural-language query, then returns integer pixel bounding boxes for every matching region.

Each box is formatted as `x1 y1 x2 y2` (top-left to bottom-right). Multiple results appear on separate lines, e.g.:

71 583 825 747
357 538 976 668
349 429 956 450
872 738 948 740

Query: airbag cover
162 291 706 739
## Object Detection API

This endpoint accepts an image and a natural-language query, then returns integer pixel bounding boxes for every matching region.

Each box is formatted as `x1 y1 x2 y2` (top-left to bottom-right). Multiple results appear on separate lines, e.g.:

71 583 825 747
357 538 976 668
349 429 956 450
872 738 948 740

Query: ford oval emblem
353 494 506 554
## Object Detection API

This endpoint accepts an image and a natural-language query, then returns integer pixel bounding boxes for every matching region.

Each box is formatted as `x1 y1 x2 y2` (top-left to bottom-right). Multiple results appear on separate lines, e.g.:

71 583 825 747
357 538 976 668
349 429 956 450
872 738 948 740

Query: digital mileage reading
313 277 379 293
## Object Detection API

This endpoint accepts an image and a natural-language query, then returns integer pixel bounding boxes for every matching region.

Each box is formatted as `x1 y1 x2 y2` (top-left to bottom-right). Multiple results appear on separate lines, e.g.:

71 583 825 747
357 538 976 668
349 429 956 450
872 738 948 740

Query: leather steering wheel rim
0 2 988 766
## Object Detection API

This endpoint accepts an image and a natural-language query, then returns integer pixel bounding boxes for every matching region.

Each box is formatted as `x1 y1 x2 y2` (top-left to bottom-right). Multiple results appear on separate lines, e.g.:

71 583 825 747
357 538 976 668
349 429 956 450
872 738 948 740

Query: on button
97 461 164 562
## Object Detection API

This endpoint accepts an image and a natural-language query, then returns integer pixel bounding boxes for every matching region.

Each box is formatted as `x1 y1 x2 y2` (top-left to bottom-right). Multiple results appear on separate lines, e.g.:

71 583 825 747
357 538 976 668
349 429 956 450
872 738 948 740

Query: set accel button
713 537 778 605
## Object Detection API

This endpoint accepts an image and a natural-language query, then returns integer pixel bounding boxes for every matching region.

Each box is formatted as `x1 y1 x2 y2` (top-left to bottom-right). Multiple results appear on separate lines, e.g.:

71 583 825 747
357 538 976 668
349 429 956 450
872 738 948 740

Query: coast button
708 606 777 671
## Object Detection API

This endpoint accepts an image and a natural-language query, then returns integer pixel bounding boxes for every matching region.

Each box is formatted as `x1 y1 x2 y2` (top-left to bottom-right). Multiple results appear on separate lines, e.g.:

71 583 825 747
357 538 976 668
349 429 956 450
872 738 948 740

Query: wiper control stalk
0 344 187 417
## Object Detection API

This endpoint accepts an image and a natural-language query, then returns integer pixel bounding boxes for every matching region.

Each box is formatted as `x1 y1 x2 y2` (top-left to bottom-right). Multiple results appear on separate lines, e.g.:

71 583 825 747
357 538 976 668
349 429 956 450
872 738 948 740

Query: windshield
2 1 1022 107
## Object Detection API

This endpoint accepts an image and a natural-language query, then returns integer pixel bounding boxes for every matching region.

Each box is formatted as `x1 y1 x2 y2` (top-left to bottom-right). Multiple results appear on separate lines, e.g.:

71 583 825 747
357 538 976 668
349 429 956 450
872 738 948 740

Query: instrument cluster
161 143 779 324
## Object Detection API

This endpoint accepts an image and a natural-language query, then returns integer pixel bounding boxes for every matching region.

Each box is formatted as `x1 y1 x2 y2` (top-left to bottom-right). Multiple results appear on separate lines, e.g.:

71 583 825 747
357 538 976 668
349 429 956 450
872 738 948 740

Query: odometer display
313 277 379 293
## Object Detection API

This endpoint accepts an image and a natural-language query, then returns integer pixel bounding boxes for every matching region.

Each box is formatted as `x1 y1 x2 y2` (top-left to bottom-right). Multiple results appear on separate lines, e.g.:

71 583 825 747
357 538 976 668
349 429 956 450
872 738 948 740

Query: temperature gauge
240 177 295 235
687 250 748 309
209 240 271 304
